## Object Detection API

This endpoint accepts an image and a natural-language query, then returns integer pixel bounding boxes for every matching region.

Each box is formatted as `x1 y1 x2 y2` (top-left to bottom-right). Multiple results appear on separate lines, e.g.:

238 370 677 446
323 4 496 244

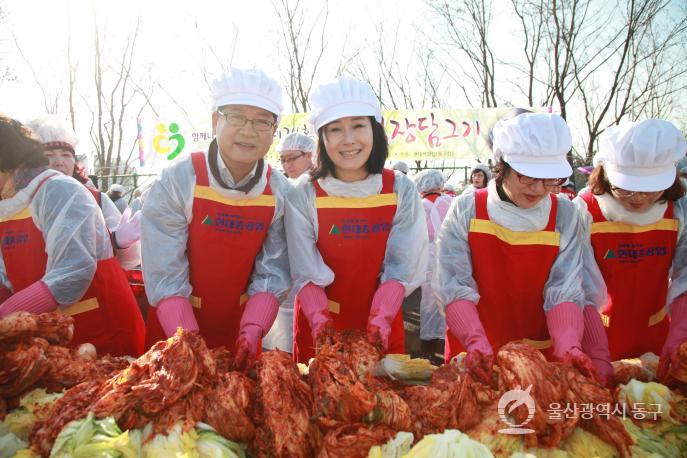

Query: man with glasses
141 68 291 371
277 132 316 180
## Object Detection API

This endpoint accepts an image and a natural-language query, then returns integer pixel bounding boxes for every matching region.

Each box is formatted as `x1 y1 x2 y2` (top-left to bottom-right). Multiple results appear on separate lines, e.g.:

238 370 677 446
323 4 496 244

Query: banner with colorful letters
136 107 547 171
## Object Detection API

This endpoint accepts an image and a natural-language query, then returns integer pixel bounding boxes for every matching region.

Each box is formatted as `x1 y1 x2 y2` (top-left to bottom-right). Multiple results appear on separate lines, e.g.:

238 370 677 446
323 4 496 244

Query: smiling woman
574 119 687 384
312 115 386 183
0 115 145 357
434 112 599 386
285 76 428 363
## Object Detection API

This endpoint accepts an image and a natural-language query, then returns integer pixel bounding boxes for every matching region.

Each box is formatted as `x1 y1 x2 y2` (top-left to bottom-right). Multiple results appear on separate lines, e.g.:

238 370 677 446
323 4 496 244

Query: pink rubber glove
297 282 333 341
367 280 405 350
156 296 199 337
581 305 613 387
234 292 280 372
547 302 596 379
113 208 141 249
0 281 57 318
658 294 687 384
445 299 494 383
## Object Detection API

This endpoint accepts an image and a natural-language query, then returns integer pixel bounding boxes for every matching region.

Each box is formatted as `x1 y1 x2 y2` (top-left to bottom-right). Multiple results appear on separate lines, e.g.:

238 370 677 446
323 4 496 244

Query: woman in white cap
0 116 144 356
574 119 687 385
107 183 129 213
285 76 428 363
277 132 316 180
434 111 595 384
414 169 452 361
461 163 491 196
25 116 141 270
141 68 291 371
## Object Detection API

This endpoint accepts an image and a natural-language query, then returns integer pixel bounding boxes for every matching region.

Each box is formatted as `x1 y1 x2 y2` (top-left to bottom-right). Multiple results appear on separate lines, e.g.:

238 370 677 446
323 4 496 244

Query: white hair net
24 115 78 148
392 161 410 174
470 163 492 180
414 169 446 194
277 133 316 154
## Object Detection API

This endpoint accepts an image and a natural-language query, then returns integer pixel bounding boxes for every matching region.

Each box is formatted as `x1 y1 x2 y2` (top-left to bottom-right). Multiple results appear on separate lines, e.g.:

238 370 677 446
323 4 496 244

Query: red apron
145 152 275 350
86 188 102 207
0 174 144 357
445 188 560 362
86 187 148 315
293 169 403 363
581 193 675 360
423 192 442 203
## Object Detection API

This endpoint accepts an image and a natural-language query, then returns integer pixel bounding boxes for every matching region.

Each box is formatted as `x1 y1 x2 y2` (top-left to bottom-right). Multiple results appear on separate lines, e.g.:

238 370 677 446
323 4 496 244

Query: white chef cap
308 76 382 131
211 67 284 122
492 113 573 179
594 119 687 192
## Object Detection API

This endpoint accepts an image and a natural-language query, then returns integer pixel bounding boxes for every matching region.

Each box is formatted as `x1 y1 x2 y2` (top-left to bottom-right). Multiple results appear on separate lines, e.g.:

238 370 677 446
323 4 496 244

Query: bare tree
12 33 63 113
273 0 329 112
86 11 153 189
351 20 447 111
510 0 549 106
425 0 686 164
555 0 687 162
0 3 14 86
66 20 78 130
427 0 498 107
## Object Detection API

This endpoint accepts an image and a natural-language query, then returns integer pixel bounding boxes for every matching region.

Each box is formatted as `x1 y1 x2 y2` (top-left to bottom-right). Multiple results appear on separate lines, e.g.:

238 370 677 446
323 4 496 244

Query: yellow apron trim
315 193 397 209
194 186 276 207
0 207 31 223
601 313 611 328
590 219 678 235
328 300 340 314
648 307 667 327
469 219 560 247
60 297 99 316
191 294 248 309
519 338 552 350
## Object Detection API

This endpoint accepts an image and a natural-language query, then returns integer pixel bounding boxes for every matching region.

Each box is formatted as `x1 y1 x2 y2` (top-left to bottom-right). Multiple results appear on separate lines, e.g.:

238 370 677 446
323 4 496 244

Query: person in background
277 132 316 181
141 68 290 371
435 111 597 384
0 116 144 356
559 179 576 200
107 183 128 213
574 119 687 386
130 188 143 213
262 132 317 353
25 116 141 270
678 157 687 188
461 163 491 196
576 165 593 196
414 169 452 363
392 160 410 175
286 76 427 363
443 183 457 197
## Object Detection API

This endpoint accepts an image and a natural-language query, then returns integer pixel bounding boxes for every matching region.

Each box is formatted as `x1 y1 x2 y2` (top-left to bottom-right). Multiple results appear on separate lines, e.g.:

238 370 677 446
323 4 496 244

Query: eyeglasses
216 111 276 132
279 152 308 165
610 186 663 199
514 171 566 188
